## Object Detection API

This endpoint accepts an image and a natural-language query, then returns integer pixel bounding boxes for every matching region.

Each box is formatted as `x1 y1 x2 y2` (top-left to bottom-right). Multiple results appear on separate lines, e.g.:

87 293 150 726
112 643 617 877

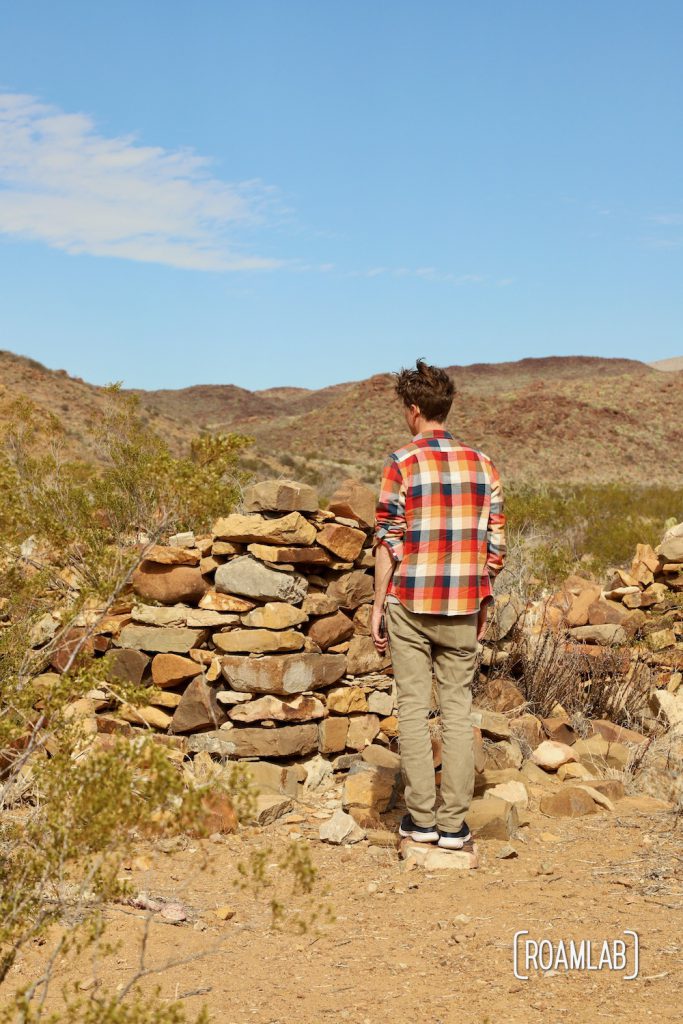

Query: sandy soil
7 791 682 1024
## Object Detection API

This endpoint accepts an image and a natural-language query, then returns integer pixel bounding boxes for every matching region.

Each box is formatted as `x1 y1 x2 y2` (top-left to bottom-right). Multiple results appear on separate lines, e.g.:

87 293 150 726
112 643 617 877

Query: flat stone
316 523 366 562
131 562 209 605
169 531 195 548
327 571 374 610
318 716 350 753
327 479 376 530
540 787 598 817
346 714 381 751
243 479 319 513
213 628 304 654
367 689 394 716
132 604 188 627
342 761 398 812
221 652 346 695
468 796 519 839
105 648 149 686
217 723 320 758
657 534 683 563
557 762 594 781
199 590 256 613
319 808 366 845
213 510 316 547
241 602 308 629
119 704 173 730
143 544 199 566
588 719 648 746
215 556 308 604
573 735 631 770
325 685 368 714
169 677 227 733
530 740 578 771
211 540 244 556
361 745 401 770
473 708 511 740
302 592 340 615
115 625 207 654
247 543 333 565
484 781 529 809
151 653 202 688
566 623 627 645
398 839 479 870
229 693 325 723
238 760 306 798
346 635 391 675
306 610 355 651
186 609 241 628
248 793 294 826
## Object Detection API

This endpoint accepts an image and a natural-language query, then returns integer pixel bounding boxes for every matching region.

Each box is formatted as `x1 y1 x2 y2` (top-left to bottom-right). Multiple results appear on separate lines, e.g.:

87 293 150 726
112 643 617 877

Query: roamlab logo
513 931 640 980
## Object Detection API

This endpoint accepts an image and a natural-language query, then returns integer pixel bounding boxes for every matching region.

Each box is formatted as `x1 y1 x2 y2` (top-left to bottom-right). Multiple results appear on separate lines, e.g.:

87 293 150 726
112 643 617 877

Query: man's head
394 358 455 435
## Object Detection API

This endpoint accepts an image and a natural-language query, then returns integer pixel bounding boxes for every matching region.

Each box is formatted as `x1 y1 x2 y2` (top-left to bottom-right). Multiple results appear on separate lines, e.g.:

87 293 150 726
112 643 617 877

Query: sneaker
398 813 439 843
437 821 472 850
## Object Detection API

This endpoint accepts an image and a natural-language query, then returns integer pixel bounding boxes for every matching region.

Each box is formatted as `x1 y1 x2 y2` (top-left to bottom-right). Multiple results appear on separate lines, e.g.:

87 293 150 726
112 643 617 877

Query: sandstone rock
132 562 209 605
473 708 511 740
530 740 578 771
238 760 306 798
541 718 576 746
316 523 366 562
572 736 631 771
318 716 349 753
631 732 683 805
484 738 523 770
305 610 355 650
540 787 598 817
484 594 525 641
215 556 308 604
587 597 633 626
213 511 316 547
342 761 398 812
630 542 660 587
248 793 294 826
319 807 366 845
170 677 227 733
351 604 372 635
565 585 603 627
347 714 381 751
367 689 394 716
192 791 238 835
649 688 683 731
144 544 199 566
574 778 625 802
115 625 206 654
556 761 594 781
213 628 304 654
566 623 627 644
132 604 187 627
480 677 526 713
647 628 677 651
484 780 529 809
221 652 346 695
302 592 340 615
510 714 545 750
199 590 256 613
657 533 683 564
346 635 391 675
151 653 202 688
241 602 308 629
215 689 252 705
379 714 399 738
327 479 376 530
588 719 648 746
229 693 324 723
186 609 240 628
222 723 320 758
327 571 374 609
106 648 149 686
243 479 319 513
211 540 244 557
247 543 333 565
361 745 400 770
169 531 195 548
326 685 368 714
520 760 554 785
119 703 173 730
398 839 478 870
468 796 519 839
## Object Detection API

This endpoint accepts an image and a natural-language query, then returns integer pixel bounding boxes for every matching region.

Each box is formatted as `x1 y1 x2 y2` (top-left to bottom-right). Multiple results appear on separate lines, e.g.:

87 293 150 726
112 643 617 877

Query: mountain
1 349 682 494
649 356 683 373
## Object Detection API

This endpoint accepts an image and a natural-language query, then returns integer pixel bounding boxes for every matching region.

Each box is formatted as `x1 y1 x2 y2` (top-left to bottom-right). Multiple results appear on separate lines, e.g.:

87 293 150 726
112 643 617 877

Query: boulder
212 628 304 654
131 562 209 605
342 761 398 812
530 740 578 771
215 556 308 604
115 625 207 654
305 610 355 650
169 677 227 733
220 652 347 694
657 534 683 564
242 479 319 513
327 479 376 530
315 523 366 562
540 788 598 817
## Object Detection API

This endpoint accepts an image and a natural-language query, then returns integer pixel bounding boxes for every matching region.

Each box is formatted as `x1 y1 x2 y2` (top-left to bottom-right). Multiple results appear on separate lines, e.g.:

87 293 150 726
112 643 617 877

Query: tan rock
151 653 202 688
479 677 526 713
588 719 648 746
657 534 683 563
647 628 677 651
229 693 325 723
327 570 374 609
379 714 399 738
115 625 207 653
144 544 200 566
468 796 519 839
566 623 627 644
199 589 256 613
211 540 244 556
352 604 372 635
473 709 511 740
565 585 602 627
318 715 350 753
242 479 319 513
119 704 173 731
215 556 308 604
630 543 660 586
213 628 304 654
327 479 376 530
306 610 355 650
540 787 598 817
106 648 149 686
573 735 631 770
399 840 478 871
510 714 545 750
151 691 182 709
194 723 319 758
315 523 366 562
326 685 368 714
361 745 400 770
342 762 398 812
132 604 187 627
221 651 346 695
213 511 316 546
132 562 209 606
302 592 340 615
346 714 381 751
247 543 333 565
530 740 578 771
541 718 576 745
557 761 594 781
169 677 227 733
346 635 391 675
587 598 633 626
241 602 308 629
484 780 529 809
367 689 394 716
200 555 223 575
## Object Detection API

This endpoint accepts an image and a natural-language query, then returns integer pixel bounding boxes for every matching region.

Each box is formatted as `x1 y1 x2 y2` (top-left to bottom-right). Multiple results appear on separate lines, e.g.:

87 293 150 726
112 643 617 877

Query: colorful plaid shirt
373 429 506 615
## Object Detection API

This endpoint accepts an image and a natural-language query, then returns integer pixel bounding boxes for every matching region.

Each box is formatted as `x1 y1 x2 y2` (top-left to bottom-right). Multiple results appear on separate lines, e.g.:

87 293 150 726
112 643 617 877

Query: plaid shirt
373 429 506 615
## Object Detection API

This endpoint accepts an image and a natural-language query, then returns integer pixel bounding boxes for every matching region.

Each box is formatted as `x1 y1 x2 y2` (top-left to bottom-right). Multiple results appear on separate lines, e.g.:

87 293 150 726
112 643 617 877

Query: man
372 359 506 850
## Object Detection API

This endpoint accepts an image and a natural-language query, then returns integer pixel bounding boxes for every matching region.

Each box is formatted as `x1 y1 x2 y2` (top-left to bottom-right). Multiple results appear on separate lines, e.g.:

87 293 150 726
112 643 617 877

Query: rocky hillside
2 349 682 493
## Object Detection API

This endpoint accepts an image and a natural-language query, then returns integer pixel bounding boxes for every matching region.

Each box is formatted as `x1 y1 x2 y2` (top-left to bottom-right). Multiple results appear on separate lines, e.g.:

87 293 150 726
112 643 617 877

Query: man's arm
371 455 406 652
485 460 506 580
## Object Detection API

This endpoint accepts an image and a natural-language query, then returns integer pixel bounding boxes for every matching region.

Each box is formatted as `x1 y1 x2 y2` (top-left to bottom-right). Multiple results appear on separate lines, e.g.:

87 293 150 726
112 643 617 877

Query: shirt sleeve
485 460 506 578
373 454 407 563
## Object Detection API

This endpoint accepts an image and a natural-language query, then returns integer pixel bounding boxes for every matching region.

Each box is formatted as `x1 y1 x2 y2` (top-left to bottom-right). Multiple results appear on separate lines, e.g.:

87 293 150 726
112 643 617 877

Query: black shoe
437 821 472 850
398 813 439 843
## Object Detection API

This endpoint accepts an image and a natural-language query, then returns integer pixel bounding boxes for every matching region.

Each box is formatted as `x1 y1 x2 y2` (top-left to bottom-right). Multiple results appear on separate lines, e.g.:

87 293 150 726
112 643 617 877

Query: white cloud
0 92 283 271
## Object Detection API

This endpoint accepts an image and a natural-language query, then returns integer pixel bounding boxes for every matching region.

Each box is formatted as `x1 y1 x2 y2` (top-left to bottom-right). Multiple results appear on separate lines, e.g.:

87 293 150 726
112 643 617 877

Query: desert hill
1 349 681 493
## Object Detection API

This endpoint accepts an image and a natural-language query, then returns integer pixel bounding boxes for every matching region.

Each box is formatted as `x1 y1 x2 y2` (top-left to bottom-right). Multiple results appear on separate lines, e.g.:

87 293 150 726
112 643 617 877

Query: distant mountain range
1 349 682 495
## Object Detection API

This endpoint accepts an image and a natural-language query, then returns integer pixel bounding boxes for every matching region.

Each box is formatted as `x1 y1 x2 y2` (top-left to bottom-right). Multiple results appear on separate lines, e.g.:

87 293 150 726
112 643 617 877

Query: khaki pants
385 601 478 831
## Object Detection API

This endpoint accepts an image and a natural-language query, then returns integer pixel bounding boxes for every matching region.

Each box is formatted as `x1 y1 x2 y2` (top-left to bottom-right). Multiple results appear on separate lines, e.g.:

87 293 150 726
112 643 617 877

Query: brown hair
393 358 455 422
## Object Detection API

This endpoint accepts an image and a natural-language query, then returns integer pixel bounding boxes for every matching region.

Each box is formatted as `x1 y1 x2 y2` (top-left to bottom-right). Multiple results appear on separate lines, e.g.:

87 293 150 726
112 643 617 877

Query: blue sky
0 1 681 390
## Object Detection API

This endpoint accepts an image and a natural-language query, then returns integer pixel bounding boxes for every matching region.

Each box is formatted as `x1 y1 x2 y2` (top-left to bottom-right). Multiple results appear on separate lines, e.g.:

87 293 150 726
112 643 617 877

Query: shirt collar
413 428 454 441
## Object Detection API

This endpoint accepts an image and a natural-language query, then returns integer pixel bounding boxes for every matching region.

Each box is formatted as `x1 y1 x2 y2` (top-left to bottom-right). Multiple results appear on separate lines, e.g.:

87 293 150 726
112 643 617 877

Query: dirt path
8 796 682 1024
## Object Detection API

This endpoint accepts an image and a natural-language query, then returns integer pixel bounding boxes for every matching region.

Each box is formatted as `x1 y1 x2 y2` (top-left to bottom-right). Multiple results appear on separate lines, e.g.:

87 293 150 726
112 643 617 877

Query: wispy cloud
349 266 486 284
0 92 283 271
